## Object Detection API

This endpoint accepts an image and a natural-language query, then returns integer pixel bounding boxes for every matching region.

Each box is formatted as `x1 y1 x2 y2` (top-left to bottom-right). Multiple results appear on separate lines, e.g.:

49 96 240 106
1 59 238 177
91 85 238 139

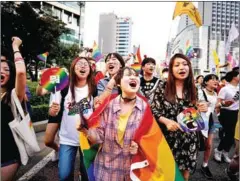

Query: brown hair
164 53 197 104
69 57 96 103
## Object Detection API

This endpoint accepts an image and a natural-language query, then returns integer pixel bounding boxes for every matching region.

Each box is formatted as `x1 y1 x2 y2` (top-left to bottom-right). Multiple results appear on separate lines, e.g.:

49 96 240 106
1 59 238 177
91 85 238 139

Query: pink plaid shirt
89 95 147 181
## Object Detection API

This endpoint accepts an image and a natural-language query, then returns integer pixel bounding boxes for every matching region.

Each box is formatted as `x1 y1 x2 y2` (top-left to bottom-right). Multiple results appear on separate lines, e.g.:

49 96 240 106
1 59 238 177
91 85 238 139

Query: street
15 131 234 181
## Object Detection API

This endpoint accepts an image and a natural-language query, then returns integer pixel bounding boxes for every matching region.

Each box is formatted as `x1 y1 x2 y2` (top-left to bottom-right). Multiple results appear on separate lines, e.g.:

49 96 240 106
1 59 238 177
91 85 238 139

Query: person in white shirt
198 74 219 179
49 57 96 181
214 69 239 163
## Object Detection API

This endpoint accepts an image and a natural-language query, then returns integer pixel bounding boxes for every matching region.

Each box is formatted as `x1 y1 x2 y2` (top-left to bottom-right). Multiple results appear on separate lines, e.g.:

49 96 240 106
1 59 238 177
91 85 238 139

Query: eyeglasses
75 62 89 68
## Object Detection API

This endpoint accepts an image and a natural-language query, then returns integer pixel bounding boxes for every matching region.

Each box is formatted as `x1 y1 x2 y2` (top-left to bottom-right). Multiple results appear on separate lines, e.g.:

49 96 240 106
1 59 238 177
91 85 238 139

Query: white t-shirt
50 85 93 146
218 84 239 111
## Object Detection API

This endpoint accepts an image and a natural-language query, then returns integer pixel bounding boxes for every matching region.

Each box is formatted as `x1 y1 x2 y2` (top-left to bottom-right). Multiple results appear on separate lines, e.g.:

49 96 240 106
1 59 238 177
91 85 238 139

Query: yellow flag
173 2 202 27
212 50 219 66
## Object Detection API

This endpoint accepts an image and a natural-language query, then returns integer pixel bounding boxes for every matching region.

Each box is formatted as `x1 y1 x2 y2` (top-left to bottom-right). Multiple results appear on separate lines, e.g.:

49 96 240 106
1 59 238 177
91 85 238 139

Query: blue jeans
59 144 78 181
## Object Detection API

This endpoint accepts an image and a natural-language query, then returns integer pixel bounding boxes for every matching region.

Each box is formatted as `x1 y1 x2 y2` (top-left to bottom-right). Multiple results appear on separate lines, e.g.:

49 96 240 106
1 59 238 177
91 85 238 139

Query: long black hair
1 59 16 104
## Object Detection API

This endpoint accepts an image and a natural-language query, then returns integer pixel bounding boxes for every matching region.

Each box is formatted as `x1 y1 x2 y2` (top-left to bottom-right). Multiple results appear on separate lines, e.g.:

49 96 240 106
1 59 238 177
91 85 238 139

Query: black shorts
48 114 62 124
1 159 20 167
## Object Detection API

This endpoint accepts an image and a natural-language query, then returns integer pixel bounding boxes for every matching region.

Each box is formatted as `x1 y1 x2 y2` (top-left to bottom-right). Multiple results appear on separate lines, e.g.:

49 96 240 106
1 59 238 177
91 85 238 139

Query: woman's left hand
197 101 208 112
130 141 138 155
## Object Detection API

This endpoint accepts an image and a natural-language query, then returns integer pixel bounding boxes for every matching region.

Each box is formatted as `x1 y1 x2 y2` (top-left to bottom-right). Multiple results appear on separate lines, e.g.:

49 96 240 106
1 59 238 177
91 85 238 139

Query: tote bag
9 89 40 165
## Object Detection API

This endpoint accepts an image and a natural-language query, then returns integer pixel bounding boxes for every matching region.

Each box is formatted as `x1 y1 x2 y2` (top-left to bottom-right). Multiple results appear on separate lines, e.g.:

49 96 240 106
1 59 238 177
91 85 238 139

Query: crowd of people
1 37 239 181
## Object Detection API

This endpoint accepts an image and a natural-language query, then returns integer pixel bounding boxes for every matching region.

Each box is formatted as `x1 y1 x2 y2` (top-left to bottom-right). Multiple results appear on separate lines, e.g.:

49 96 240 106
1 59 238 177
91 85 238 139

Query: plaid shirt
89 95 147 181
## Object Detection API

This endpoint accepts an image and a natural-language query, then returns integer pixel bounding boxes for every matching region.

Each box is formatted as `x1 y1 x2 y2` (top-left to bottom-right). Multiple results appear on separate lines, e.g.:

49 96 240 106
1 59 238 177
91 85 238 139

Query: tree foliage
1 2 80 81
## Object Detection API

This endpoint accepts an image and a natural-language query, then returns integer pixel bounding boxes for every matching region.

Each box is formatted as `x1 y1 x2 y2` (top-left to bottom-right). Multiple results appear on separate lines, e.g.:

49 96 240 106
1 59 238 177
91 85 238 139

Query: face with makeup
74 58 90 80
120 68 140 97
172 57 190 81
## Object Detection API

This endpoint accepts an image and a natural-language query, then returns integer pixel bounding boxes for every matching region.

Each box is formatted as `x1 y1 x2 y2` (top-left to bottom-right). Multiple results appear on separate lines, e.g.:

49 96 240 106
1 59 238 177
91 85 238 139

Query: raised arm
12 37 26 102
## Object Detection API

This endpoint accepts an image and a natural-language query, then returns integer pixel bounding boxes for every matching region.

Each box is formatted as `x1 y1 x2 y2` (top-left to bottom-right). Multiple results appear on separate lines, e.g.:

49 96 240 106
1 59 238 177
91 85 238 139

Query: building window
53 7 62 20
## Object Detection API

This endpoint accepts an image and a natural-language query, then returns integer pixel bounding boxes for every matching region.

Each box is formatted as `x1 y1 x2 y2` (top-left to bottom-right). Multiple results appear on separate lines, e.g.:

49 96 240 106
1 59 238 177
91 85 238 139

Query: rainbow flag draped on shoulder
79 94 184 181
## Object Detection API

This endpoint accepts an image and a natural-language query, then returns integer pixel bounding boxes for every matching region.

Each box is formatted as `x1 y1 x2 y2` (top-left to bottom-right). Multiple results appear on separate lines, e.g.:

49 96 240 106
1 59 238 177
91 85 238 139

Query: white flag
225 23 239 55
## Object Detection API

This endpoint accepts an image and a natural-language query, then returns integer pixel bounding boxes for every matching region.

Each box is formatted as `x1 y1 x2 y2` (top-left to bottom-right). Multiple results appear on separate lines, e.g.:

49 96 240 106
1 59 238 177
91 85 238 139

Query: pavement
15 121 235 181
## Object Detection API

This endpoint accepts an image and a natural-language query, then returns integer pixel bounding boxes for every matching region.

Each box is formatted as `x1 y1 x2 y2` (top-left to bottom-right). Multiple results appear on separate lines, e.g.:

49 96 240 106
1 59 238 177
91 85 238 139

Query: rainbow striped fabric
79 94 184 181
131 63 141 74
92 41 104 62
37 52 48 62
134 45 142 64
185 40 194 58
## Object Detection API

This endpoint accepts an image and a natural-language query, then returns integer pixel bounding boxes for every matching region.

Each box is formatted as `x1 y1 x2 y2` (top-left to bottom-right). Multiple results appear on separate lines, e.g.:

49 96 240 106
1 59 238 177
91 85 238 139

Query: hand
49 102 60 116
222 100 234 107
166 120 183 132
197 101 209 112
108 74 117 89
76 120 88 133
130 141 138 155
94 96 102 109
12 37 22 48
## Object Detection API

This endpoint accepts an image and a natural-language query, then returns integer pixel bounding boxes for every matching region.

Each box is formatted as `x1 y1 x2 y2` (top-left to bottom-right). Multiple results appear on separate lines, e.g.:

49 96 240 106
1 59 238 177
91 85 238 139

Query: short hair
105 53 125 68
203 74 218 87
162 68 169 74
232 66 239 72
220 76 226 81
141 57 156 67
114 67 138 86
225 70 239 82
196 75 204 81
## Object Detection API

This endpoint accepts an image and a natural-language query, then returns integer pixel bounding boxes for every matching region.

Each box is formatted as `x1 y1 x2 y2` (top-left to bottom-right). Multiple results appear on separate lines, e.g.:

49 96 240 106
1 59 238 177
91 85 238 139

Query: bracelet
15 61 25 64
13 51 20 54
14 57 24 62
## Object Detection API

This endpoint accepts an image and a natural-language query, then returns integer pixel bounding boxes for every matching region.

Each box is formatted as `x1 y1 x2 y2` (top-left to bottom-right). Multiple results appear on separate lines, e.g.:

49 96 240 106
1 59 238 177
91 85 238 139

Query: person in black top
1 37 26 181
140 57 159 103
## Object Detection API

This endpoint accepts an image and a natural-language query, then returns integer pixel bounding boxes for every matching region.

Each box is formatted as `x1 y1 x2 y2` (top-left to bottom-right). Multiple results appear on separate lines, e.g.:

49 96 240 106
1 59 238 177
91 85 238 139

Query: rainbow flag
134 45 142 64
130 94 184 181
92 41 104 62
185 40 194 58
131 63 141 74
79 94 184 181
37 52 48 62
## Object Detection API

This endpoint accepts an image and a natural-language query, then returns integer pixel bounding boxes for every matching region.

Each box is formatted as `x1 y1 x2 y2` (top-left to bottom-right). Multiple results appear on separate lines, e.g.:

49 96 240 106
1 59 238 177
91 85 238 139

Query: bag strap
11 90 18 119
202 89 208 102
11 88 25 118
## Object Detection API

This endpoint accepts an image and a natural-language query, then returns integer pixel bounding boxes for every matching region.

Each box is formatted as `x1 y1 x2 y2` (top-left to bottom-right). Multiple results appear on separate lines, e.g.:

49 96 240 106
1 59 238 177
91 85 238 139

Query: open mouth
1 75 5 83
129 81 137 88
80 70 86 74
108 65 114 70
179 71 186 75
149 68 154 71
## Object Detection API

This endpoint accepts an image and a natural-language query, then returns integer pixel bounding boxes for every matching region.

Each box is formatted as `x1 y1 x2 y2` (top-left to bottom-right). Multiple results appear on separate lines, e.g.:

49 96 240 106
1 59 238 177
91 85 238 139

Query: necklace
205 88 214 95
121 94 136 103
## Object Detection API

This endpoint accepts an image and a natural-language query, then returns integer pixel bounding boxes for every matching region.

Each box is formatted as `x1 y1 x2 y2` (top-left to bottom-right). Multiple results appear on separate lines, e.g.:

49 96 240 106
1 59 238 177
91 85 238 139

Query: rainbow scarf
79 94 184 181
37 52 48 62
92 41 104 62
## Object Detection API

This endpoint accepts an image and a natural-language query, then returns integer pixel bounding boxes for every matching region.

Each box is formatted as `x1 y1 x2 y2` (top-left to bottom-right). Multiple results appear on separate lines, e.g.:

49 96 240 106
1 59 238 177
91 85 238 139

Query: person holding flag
78 67 185 181
151 53 208 181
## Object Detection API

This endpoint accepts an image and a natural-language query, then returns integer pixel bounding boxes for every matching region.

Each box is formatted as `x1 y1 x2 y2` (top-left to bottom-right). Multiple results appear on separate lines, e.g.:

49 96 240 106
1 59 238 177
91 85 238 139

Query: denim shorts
1 159 19 167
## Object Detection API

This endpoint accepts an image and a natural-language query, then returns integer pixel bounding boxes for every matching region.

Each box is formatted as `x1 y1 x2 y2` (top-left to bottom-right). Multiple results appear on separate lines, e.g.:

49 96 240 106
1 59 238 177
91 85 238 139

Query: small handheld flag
92 41 104 62
37 52 48 62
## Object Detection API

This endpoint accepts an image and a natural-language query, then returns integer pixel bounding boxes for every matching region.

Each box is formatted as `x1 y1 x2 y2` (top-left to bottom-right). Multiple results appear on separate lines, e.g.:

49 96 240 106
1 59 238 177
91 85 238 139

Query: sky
83 2 181 61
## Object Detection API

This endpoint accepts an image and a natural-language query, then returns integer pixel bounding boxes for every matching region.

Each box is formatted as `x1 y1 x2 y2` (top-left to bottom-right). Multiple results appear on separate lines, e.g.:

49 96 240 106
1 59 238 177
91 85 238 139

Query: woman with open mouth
78 67 148 181
95 53 125 108
1 37 26 181
151 53 207 181
48 57 97 181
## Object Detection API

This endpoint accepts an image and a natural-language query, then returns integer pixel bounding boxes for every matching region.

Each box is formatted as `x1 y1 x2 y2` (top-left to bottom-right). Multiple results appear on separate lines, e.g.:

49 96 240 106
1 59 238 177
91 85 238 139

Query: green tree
1 2 70 81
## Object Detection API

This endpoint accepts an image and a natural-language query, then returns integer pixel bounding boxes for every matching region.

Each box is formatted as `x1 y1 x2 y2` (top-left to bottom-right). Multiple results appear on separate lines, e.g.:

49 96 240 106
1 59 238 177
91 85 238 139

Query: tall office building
36 2 85 46
172 2 239 74
98 13 133 57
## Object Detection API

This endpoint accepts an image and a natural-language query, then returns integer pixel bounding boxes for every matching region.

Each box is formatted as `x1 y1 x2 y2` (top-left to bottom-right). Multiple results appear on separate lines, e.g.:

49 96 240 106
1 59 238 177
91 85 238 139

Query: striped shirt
89 95 147 181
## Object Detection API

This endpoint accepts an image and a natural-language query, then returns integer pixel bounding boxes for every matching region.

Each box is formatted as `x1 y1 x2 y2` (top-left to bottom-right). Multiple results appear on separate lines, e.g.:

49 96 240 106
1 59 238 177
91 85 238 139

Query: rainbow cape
92 41 104 62
79 94 184 181
37 52 48 62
